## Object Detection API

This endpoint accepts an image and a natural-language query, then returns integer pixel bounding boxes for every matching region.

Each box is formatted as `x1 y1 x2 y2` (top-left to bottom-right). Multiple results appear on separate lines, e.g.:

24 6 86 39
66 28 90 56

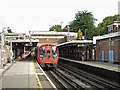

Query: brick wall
96 37 120 63
38 38 66 44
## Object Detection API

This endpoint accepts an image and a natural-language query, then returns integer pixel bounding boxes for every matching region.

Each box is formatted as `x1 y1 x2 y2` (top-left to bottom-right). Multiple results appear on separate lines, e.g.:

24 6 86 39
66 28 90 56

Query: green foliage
49 11 119 39
69 10 97 39
49 25 63 32
95 14 120 35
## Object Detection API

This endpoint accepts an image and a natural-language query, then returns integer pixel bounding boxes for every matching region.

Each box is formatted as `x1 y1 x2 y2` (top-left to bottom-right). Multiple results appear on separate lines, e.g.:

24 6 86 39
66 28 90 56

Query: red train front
37 44 58 68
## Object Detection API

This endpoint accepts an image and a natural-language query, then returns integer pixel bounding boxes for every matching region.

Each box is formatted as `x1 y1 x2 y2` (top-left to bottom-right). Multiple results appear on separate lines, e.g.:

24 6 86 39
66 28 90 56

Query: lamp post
60 21 63 29
82 24 87 40
67 25 70 42
85 29 87 40
67 25 70 35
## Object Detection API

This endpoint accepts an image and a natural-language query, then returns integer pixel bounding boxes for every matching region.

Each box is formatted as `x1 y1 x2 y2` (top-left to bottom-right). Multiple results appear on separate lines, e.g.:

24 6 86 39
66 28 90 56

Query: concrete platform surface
60 57 120 72
1 60 39 89
0 62 13 90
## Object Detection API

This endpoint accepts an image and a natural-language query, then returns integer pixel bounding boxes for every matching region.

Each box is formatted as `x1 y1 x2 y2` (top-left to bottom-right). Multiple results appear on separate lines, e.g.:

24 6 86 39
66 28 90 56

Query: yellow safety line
32 60 43 90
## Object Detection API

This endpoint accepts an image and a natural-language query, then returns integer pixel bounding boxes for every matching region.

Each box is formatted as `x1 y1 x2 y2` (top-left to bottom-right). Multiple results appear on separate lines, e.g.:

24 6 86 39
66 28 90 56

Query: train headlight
40 55 44 60
40 57 45 60
40 58 43 60
52 55 57 60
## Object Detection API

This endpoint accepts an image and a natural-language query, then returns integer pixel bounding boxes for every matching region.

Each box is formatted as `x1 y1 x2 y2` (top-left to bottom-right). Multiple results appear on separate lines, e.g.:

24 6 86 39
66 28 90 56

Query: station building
96 17 120 63
58 40 93 61
31 31 77 45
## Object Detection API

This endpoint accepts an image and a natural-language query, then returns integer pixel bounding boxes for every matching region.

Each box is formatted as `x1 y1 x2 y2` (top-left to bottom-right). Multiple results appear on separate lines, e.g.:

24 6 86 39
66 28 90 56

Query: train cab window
52 50 56 55
40 46 45 58
52 47 57 60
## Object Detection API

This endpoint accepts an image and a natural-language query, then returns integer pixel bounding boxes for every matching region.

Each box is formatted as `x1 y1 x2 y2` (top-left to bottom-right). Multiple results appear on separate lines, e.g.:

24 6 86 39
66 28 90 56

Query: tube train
37 44 59 68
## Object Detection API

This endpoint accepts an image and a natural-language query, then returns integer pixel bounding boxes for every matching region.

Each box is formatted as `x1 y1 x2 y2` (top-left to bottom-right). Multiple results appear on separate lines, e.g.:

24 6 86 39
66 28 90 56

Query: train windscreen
40 46 45 59
52 46 57 60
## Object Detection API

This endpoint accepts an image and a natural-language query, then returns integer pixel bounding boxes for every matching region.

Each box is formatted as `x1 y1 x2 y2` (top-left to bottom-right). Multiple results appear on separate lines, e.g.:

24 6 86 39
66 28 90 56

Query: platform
0 60 39 89
59 57 120 72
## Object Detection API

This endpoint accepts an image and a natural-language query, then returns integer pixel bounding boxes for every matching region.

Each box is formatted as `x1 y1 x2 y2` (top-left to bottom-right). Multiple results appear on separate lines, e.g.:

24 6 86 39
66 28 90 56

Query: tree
69 10 97 39
49 25 63 32
95 14 120 35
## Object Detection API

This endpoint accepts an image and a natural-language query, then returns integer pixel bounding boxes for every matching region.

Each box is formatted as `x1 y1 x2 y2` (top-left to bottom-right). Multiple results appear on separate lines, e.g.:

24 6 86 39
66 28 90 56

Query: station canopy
57 40 93 47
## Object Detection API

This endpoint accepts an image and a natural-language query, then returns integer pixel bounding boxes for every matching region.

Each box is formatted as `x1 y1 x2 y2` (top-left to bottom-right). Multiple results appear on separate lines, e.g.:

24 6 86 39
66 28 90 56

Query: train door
101 50 104 62
45 46 52 62
46 49 51 58
109 50 114 63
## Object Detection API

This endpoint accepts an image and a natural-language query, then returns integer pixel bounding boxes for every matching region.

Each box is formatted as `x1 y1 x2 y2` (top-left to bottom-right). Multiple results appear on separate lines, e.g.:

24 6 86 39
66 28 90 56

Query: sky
0 0 120 33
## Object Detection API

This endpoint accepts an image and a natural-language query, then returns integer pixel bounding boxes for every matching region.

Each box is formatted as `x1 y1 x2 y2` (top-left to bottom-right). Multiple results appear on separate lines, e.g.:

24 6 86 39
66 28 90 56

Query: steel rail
59 62 120 90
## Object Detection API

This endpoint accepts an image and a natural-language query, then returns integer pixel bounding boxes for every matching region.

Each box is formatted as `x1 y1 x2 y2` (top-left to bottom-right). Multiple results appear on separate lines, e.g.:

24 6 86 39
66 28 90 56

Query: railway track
58 62 120 90
44 67 94 89
45 69 73 89
34 60 120 90
34 61 58 90
48 69 94 90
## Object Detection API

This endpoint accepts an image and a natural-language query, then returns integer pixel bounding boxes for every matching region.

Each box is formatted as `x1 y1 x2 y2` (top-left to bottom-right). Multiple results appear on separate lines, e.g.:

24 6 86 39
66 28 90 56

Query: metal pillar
85 29 87 40
0 28 5 68
29 31 32 45
10 41 13 64
24 45 25 60
0 35 2 68
67 26 70 42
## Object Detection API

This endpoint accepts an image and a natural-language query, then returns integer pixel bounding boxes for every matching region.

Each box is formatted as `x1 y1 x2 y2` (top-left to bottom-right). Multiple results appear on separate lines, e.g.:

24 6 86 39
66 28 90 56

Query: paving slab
1 60 39 89
0 78 2 90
